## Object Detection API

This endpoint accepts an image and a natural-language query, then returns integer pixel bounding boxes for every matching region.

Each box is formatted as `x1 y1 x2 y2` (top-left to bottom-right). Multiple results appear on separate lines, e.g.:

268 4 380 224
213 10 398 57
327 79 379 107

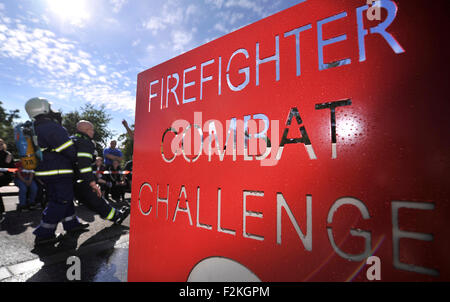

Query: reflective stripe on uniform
62 215 76 222
80 167 93 173
77 152 93 159
40 221 57 229
35 169 74 176
53 140 74 153
106 208 115 220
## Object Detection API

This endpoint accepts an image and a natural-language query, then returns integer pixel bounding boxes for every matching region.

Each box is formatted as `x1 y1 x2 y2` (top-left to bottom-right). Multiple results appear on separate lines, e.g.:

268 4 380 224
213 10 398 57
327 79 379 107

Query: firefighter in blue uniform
72 120 130 224
25 97 89 246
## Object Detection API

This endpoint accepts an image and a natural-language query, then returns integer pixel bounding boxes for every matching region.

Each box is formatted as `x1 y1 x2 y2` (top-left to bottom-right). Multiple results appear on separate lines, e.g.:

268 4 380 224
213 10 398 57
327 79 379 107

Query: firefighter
25 97 89 246
72 120 130 224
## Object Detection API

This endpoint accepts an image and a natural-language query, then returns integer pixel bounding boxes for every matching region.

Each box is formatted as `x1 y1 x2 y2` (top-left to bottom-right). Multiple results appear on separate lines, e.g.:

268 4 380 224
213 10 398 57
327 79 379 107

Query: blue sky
0 0 303 145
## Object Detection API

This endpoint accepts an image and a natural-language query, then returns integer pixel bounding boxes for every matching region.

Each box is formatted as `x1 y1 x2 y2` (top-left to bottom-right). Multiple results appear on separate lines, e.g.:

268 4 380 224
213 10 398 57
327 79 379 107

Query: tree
0 101 20 158
62 104 114 156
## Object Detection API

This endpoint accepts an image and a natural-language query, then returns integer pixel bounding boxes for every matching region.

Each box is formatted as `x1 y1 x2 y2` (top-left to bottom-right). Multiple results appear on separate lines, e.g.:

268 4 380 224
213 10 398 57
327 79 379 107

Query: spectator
121 120 133 195
14 160 38 212
92 156 109 198
124 160 133 193
122 119 134 139
107 159 127 202
103 140 123 169
0 138 14 223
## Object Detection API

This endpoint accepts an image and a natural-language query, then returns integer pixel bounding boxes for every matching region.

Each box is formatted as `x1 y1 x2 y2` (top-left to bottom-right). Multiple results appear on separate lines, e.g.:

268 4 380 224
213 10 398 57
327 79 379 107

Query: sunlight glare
47 0 90 26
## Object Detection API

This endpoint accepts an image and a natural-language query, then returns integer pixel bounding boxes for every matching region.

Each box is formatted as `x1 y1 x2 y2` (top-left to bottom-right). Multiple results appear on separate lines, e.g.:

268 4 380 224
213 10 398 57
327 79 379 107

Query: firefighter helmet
25 97 52 119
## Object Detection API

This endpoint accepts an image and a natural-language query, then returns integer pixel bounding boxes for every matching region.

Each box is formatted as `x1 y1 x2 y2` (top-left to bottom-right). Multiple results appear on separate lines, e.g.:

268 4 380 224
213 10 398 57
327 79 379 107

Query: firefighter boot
66 222 90 234
112 206 130 225
34 233 62 247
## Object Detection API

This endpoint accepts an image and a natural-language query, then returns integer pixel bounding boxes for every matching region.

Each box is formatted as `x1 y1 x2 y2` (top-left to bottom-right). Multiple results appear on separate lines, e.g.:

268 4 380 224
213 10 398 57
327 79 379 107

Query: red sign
128 0 449 281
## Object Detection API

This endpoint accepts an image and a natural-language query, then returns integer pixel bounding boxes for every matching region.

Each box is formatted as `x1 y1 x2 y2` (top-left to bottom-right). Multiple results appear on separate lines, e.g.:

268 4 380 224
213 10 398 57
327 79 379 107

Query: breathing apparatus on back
14 121 40 170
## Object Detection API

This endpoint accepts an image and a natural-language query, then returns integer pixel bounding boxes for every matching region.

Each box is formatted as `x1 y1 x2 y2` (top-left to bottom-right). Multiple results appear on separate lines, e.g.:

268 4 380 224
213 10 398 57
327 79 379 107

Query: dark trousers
74 181 114 219
101 184 111 200
35 180 47 207
0 173 12 214
33 178 79 238
111 183 126 201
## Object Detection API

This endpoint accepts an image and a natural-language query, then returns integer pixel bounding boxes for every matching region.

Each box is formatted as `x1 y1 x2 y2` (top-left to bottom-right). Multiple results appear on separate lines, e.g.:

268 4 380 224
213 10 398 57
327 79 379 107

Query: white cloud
141 1 203 56
171 30 193 54
68 62 81 73
78 50 91 59
111 71 123 79
1 16 11 24
163 8 183 25
104 17 121 27
212 10 246 35
229 12 245 24
204 0 225 9
185 4 199 18
79 72 90 81
143 17 167 35
110 0 128 13
132 39 141 47
0 18 135 113
213 22 229 34
98 65 107 73
206 0 272 18
46 0 91 28
88 68 97 76
224 0 265 16
142 2 185 35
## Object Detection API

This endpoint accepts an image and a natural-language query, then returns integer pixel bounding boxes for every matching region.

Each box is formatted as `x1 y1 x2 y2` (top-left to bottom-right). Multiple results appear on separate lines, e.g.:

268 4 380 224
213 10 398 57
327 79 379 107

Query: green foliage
0 101 20 158
62 104 114 153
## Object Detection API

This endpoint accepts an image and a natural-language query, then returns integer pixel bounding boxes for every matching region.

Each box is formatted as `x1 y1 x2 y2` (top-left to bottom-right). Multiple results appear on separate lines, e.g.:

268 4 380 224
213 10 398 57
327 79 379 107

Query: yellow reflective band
35 169 74 176
59 169 74 174
77 152 93 159
54 140 74 153
80 167 93 173
106 208 115 220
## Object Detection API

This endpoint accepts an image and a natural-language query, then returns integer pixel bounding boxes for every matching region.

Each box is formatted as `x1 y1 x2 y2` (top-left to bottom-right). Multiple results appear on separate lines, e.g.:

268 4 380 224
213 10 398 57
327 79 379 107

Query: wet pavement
3 241 129 282
0 186 130 282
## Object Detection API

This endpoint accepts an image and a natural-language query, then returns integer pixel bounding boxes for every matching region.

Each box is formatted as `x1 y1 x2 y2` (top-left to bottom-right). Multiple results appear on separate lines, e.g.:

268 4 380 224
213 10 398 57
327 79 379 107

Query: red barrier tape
0 167 132 175
94 170 132 175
